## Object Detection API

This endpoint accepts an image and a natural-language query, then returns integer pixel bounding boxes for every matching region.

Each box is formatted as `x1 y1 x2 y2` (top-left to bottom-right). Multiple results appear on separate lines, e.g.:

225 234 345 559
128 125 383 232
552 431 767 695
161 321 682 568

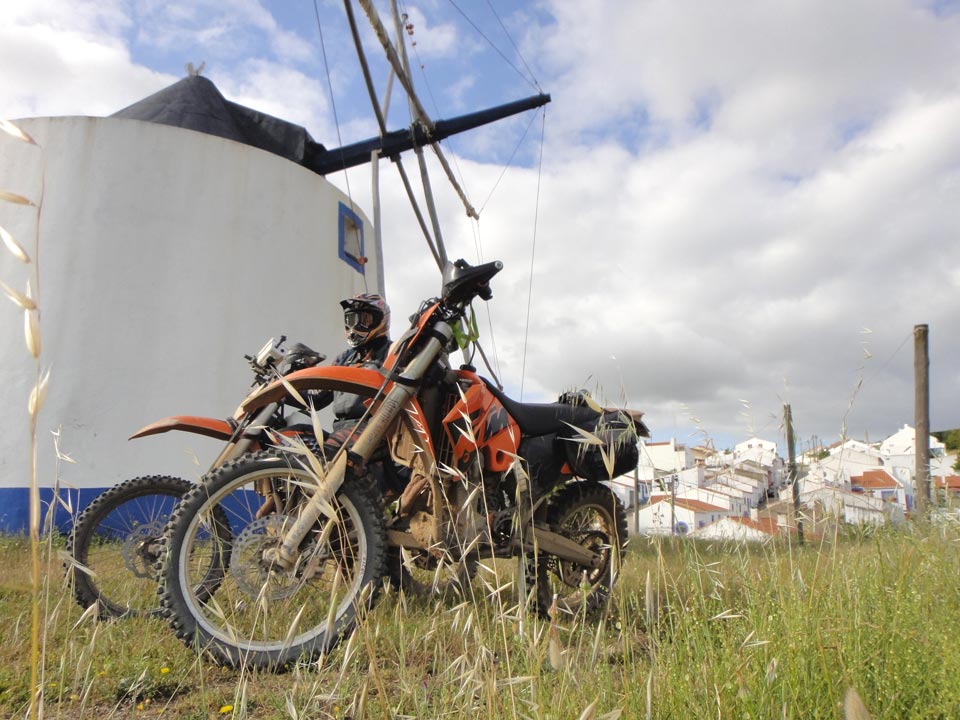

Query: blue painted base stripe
0 487 110 535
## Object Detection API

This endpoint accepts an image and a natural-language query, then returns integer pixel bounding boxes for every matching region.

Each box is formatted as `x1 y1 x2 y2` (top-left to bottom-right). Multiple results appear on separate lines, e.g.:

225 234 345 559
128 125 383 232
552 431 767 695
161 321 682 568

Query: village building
632 423 949 538
692 511 791 542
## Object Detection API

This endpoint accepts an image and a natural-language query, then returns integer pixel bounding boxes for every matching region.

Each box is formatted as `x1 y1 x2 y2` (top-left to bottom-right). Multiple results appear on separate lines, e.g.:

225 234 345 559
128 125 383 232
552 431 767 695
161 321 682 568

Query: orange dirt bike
158 259 650 669
66 337 326 618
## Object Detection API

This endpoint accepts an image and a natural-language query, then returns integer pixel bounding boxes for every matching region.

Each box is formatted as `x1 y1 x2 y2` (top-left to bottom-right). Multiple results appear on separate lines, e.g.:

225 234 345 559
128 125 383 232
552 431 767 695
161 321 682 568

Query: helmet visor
344 309 378 332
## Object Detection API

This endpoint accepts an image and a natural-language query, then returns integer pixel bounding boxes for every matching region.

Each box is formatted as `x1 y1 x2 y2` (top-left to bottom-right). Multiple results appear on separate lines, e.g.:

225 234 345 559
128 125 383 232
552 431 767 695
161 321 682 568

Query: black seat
481 379 600 437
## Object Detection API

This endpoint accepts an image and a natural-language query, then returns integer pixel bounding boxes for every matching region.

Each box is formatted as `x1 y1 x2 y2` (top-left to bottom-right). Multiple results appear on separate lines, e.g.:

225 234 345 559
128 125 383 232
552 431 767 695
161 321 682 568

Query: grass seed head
28 368 50 417
0 225 30 263
25 307 41 357
843 687 872 720
0 119 37 145
0 189 35 206
2 279 37 310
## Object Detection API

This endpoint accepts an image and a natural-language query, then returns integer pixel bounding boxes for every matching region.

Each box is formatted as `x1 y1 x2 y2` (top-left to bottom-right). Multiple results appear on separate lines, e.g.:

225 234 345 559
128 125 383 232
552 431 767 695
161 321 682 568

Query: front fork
209 402 281 471
266 322 454 570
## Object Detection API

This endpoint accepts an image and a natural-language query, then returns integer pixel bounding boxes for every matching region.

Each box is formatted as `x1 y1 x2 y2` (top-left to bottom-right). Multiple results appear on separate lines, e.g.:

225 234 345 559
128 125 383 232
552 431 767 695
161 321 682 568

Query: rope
477 106 541 216
483 0 542 90
519 107 546 401
344 0 444 270
314 0 366 291
446 0 541 92
401 0 538 222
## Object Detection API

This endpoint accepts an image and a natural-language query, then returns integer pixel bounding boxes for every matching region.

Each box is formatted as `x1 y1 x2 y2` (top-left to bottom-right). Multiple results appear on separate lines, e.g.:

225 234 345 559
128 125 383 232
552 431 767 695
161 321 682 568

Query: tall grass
2 523 959 718
1 118 48 720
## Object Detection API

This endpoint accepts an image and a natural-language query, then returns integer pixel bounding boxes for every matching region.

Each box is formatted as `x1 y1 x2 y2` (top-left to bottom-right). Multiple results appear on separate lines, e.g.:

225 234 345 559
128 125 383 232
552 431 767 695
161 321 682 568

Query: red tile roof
850 469 898 490
935 475 960 490
650 497 725 513
732 516 791 535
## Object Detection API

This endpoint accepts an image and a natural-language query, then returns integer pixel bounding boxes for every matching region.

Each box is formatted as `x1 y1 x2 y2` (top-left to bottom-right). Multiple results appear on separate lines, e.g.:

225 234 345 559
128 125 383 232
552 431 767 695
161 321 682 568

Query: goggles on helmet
344 309 378 332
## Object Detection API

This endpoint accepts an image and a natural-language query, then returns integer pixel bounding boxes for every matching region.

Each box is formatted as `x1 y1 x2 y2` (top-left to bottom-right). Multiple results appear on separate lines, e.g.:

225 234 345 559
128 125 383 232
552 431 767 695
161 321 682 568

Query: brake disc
230 516 303 600
229 515 329 600
120 521 165 579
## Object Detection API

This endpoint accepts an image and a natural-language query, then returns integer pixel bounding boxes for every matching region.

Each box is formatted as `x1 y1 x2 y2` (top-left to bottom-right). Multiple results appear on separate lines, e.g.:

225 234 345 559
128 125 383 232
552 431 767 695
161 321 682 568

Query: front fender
240 365 390 415
130 416 234 441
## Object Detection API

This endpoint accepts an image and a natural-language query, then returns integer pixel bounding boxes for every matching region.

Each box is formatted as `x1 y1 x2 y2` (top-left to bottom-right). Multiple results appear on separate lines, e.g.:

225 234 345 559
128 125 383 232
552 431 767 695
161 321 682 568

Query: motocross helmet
340 293 390 348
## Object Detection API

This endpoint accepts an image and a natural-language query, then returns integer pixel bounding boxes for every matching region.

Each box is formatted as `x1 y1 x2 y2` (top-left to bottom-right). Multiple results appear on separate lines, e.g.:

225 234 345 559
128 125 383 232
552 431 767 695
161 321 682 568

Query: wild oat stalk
1 117 45 720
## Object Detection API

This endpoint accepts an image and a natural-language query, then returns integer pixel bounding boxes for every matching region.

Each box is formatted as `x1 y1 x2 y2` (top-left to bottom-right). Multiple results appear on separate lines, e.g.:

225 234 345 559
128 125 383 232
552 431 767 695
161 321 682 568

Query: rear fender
606 408 651 438
129 416 234 441
240 365 389 415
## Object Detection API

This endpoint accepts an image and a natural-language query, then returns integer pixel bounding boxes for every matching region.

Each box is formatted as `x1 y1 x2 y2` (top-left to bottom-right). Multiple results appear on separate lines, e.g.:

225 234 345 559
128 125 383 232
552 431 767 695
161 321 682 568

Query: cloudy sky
3 0 959 452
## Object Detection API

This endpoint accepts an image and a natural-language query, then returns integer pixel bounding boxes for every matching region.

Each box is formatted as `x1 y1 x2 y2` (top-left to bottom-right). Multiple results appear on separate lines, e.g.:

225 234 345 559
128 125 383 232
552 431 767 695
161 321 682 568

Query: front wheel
526 482 627 618
159 451 387 670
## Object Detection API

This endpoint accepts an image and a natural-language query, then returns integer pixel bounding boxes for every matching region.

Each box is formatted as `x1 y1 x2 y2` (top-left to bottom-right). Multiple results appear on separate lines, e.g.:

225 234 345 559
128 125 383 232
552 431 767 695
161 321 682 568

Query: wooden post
631 466 640 535
915 324 930 516
785 404 803 543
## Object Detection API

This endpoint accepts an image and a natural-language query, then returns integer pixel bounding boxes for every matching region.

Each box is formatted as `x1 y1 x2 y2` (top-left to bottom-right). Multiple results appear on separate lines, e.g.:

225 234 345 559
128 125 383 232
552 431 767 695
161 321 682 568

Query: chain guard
552 529 610 587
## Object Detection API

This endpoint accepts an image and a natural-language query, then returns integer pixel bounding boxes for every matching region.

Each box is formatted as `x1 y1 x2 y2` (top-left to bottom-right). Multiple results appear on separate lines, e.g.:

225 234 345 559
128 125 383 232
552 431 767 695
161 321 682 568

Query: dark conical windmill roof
111 75 326 165
108 74 551 177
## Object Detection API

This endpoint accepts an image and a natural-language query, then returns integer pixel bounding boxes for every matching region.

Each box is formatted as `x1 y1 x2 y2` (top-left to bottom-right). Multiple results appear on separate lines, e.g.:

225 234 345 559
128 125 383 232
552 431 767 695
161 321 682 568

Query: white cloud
399 6 460 60
213 59 331 135
135 0 315 64
2 0 959 449
0 13 170 119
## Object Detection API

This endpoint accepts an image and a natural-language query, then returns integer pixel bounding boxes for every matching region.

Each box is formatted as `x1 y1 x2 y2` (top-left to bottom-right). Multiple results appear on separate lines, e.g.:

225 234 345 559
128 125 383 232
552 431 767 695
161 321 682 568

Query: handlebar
441 259 503 306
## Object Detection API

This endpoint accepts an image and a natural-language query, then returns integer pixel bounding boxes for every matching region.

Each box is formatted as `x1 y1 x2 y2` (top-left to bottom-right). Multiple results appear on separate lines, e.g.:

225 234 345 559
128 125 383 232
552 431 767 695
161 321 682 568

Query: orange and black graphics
443 381 520 472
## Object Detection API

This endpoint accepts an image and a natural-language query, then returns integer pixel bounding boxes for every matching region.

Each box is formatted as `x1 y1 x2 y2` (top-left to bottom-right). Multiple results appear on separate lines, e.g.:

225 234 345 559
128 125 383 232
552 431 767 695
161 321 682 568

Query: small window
338 202 365 274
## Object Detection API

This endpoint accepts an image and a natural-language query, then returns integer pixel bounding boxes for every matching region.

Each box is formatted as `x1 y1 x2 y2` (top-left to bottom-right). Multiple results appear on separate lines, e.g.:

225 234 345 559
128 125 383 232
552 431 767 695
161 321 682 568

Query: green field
2 525 958 719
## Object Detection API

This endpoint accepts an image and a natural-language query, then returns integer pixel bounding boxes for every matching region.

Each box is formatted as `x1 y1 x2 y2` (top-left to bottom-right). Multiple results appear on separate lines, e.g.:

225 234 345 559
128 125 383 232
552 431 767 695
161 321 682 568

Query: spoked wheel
66 475 194 619
526 482 627 618
387 545 477 598
159 450 387 670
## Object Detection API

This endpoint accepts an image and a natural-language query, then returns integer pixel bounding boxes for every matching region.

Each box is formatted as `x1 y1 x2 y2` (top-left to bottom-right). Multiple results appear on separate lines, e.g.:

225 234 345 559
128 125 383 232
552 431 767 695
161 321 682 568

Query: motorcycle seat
481 379 600 437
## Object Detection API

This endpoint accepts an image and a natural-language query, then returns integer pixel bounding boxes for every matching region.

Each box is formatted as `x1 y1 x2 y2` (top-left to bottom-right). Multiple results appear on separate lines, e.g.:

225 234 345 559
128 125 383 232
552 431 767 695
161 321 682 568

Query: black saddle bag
562 410 639 482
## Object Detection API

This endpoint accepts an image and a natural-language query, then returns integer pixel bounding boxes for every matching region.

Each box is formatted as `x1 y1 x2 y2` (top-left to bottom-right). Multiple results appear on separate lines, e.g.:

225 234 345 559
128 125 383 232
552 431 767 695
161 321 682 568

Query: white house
706 468 766 507
639 439 694 476
734 438 785 490
880 424 946 457
692 514 789 543
849 469 911 510
605 473 649 513
802 486 903 526
636 497 728 535
677 486 749 517
818 442 883 485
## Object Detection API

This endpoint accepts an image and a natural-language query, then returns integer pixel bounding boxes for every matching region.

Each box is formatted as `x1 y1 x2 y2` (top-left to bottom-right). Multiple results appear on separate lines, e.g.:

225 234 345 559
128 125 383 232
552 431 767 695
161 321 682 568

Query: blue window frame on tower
338 202 365 274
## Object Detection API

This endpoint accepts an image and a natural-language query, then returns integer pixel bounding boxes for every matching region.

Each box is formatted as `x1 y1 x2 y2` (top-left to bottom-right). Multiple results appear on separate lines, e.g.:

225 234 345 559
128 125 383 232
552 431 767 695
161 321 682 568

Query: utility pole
632 466 640 535
670 473 677 536
915 324 930 517
785 404 803 543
